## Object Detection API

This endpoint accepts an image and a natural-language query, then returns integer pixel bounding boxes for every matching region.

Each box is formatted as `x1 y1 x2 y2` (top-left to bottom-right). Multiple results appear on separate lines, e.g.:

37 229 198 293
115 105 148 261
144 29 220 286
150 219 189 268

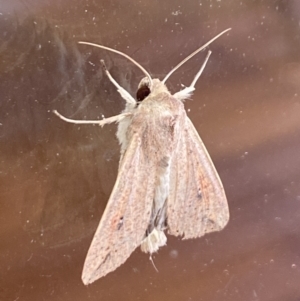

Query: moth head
136 77 151 102
136 78 170 102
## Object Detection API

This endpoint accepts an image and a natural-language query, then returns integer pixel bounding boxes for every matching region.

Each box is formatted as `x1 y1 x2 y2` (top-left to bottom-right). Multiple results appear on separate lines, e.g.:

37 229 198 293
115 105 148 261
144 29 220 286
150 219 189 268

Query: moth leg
53 110 132 127
189 50 212 88
173 51 212 100
100 60 136 105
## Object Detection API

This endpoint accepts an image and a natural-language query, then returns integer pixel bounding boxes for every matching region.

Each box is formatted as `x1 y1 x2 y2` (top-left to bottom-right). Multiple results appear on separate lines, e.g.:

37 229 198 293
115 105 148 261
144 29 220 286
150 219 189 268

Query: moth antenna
149 255 159 273
100 59 121 89
78 41 153 88
190 50 212 89
162 28 231 84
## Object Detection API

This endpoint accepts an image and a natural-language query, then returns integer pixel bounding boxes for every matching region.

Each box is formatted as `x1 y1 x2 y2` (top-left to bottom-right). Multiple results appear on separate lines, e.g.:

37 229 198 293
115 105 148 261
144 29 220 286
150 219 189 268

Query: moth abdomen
140 228 167 254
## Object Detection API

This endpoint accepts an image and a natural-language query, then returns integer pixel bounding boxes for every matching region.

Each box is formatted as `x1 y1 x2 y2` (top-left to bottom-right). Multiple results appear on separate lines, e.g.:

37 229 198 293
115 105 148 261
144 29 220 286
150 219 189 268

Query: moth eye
136 85 150 101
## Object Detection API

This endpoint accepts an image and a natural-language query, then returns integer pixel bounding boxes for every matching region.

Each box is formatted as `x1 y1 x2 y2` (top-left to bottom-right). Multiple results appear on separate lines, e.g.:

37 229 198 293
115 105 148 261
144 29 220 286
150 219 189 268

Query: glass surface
1 0 300 300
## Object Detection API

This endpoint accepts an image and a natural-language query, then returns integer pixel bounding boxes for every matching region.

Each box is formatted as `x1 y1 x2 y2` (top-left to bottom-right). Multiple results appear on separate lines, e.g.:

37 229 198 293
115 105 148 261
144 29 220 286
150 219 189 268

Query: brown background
1 0 300 300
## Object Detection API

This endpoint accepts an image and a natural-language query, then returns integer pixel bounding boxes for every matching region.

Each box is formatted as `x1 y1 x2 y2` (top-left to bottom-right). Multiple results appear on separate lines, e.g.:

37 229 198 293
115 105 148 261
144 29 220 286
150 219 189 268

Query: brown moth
54 28 230 285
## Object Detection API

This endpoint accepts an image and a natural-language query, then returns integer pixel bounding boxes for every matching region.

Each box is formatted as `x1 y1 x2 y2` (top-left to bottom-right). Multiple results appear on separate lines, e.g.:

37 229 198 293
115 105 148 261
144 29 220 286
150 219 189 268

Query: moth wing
168 117 229 239
82 133 154 285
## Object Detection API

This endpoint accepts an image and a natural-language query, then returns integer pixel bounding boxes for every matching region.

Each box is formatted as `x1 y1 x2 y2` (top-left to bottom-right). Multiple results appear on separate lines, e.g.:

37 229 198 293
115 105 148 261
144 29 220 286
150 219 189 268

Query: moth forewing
82 133 156 285
54 29 230 284
186 117 229 231
167 116 229 239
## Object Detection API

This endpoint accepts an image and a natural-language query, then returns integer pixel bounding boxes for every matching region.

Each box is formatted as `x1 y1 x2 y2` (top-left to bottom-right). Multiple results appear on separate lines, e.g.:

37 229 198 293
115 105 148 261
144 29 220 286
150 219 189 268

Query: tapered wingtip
81 259 102 285
82 273 92 286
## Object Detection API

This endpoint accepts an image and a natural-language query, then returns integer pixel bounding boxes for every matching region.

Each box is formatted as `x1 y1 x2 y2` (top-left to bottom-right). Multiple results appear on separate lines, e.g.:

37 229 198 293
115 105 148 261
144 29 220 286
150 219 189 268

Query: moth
54 28 230 285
